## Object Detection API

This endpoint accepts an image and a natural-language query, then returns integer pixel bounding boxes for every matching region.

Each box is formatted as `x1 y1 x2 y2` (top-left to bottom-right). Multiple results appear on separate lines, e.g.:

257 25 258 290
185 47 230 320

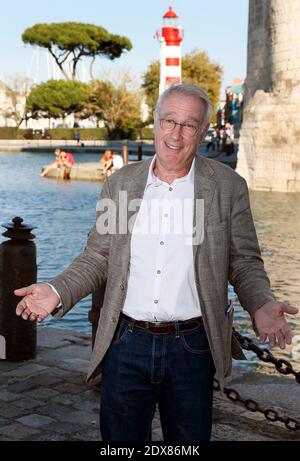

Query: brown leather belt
120 312 203 335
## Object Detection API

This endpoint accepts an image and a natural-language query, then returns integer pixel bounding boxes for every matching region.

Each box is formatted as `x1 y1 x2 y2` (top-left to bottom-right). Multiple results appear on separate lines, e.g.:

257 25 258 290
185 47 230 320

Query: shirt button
160 241 164 246
111 316 118 323
164 213 168 218
169 187 173 192
157 270 161 274
120 282 125 290
154 300 159 304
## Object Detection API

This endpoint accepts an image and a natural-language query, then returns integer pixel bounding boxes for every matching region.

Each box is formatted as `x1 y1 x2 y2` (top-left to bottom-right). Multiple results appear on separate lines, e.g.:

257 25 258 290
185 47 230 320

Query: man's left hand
254 301 298 349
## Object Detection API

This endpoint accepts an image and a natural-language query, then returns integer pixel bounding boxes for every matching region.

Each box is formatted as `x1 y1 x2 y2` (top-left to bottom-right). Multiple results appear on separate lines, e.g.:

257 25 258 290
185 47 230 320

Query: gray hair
154 83 212 128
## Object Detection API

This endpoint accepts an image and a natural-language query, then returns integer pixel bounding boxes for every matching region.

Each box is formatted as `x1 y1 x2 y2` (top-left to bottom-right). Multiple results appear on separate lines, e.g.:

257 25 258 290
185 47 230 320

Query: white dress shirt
112 154 124 170
123 156 202 322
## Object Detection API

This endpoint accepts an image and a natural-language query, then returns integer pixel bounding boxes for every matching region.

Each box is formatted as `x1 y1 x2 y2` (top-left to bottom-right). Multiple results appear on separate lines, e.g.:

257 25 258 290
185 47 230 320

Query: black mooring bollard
122 143 129 165
137 143 143 161
0 217 37 361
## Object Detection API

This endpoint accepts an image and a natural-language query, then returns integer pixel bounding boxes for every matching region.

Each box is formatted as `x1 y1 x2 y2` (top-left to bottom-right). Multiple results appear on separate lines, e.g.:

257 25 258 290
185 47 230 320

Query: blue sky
0 0 249 97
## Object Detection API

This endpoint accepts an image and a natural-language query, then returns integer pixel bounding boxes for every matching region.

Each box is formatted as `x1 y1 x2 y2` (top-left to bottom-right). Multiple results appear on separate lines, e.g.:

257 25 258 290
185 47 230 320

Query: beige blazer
50 155 274 391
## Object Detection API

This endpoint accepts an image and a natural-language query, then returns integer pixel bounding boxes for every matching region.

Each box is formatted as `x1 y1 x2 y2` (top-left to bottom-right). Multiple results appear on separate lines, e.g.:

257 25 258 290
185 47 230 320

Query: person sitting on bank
63 151 75 167
60 151 75 180
40 149 63 177
100 150 114 176
40 149 75 179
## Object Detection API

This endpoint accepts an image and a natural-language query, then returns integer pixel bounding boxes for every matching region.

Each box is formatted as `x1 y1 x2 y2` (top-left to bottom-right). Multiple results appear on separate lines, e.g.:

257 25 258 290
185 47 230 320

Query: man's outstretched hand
254 301 298 349
15 284 60 323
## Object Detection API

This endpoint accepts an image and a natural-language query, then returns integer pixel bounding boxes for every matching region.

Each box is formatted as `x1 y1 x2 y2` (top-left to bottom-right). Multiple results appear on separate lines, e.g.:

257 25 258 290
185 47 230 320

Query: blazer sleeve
49 179 112 318
228 177 275 318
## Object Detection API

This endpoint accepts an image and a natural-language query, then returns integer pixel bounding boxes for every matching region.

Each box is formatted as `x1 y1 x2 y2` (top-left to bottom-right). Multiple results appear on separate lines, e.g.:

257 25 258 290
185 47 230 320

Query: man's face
154 92 209 172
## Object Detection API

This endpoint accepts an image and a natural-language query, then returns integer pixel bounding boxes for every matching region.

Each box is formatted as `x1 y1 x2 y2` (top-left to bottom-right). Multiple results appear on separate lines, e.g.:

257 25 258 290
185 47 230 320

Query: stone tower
237 0 300 192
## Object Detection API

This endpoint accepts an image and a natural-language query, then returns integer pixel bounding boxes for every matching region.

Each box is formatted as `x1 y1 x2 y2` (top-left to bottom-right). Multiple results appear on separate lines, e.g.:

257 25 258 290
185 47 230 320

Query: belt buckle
147 320 173 335
147 320 167 328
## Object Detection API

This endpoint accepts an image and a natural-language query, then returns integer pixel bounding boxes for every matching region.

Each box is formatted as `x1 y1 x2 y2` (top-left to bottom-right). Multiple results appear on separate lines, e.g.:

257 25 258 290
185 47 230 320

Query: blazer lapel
194 154 216 223
193 155 216 260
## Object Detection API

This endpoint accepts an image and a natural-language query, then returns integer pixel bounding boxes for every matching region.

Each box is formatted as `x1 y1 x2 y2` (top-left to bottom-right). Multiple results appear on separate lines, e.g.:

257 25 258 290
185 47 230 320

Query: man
205 126 216 152
15 84 298 442
223 122 235 156
75 130 81 145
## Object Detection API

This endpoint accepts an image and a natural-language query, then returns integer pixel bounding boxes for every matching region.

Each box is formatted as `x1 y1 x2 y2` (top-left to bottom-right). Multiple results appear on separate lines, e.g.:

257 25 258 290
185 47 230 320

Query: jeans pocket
180 324 211 355
112 320 130 344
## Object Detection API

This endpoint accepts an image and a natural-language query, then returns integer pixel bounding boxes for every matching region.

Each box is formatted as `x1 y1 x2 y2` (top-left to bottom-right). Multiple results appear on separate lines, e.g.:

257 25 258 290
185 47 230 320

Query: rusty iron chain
213 329 300 431
233 329 300 384
213 379 300 431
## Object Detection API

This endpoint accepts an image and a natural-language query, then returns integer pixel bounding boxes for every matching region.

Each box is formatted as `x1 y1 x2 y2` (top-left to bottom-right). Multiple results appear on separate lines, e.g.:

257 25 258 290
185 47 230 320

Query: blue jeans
100 317 215 442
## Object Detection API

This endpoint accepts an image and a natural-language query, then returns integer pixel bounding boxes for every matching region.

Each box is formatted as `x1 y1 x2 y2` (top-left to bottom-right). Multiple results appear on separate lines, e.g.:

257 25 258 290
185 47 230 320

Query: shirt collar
146 154 195 189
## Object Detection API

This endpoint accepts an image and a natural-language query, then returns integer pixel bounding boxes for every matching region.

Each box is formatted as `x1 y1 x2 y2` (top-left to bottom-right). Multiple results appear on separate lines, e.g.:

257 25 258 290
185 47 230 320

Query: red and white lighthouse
156 6 184 94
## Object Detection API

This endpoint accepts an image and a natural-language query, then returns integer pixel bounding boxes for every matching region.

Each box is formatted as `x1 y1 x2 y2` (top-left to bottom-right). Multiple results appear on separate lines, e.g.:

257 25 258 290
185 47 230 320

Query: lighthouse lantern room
156 6 184 94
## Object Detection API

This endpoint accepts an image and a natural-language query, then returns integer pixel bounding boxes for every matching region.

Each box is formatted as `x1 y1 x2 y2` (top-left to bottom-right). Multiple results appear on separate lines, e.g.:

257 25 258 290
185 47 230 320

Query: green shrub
107 127 154 141
48 128 107 140
140 127 154 140
0 127 42 139
77 128 107 140
0 127 18 139
109 127 138 141
47 129 74 140
0 126 150 140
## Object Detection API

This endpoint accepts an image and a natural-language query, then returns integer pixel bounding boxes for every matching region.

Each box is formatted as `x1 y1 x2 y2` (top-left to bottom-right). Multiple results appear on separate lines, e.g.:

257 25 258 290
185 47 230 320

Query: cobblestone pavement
0 328 299 441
